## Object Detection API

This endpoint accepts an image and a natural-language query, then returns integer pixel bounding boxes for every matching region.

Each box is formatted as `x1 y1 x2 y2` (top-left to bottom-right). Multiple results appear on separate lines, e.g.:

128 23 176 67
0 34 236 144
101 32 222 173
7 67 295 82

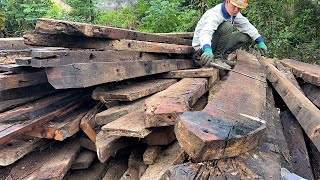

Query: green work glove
257 41 268 56
199 48 214 67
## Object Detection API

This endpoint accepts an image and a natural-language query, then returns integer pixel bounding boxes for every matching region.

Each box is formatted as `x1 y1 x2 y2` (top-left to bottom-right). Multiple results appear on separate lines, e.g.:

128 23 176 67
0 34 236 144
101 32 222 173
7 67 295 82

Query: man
192 0 268 68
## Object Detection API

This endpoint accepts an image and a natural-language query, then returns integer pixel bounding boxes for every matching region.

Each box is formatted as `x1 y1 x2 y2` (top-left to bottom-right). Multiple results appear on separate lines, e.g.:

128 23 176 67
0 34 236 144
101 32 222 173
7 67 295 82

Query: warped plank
302 83 320 108
260 56 320 151
0 71 47 91
7 139 80 180
140 141 186 180
28 49 172 67
35 18 191 45
145 78 209 127
281 59 320 86
92 79 177 101
101 111 151 138
24 32 194 54
71 150 96 170
0 37 30 50
0 91 84 145
45 59 194 89
0 136 47 166
176 50 266 161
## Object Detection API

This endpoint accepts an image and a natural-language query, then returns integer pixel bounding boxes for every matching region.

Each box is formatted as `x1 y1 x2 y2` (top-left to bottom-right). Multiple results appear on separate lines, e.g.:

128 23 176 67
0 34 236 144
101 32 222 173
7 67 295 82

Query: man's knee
217 22 233 35
238 33 251 44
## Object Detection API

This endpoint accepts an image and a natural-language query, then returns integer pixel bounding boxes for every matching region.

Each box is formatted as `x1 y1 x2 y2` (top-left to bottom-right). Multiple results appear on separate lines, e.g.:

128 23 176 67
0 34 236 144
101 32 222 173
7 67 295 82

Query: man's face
226 0 241 16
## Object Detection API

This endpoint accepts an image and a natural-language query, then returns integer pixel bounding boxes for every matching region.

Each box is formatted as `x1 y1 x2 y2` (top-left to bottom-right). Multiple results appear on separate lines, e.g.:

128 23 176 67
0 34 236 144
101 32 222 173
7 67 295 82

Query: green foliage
64 0 95 22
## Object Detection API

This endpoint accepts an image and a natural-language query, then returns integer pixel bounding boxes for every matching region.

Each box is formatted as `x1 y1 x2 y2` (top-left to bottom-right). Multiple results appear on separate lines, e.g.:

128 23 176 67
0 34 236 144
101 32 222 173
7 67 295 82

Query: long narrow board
0 71 47 91
24 32 194 54
92 79 177 101
45 59 194 89
175 50 267 161
0 64 38 73
281 59 320 86
35 18 192 45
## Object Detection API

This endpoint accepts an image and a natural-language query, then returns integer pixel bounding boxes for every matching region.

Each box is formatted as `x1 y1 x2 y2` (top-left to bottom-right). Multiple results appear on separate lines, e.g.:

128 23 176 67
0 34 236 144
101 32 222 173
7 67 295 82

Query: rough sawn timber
144 78 209 127
0 71 47 91
23 32 194 54
0 37 31 50
45 59 194 89
160 67 219 79
35 18 192 45
281 59 320 86
260 56 320 152
175 50 267 161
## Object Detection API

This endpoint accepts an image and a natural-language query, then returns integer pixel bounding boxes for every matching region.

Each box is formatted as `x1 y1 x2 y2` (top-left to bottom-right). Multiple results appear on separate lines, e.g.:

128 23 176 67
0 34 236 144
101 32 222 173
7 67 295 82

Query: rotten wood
260 56 320 152
143 126 176 146
92 79 177 101
145 78 209 127
0 91 84 145
101 111 151 138
0 37 30 50
35 18 192 45
140 141 187 180
143 146 162 165
24 32 194 54
71 150 97 170
0 136 47 166
281 59 320 86
45 59 194 89
302 83 320 108
175 50 267 161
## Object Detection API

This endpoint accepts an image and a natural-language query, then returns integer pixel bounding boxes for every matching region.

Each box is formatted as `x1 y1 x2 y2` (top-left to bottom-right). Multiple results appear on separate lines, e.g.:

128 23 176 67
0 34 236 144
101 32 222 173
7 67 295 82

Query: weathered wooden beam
260 56 320 152
67 161 109 180
302 83 320 108
281 59 320 86
0 136 47 166
155 32 194 39
143 126 176 145
24 32 194 54
95 98 145 125
0 37 30 50
175 50 267 161
45 59 194 89
0 64 38 73
92 79 177 101
35 18 192 45
143 146 162 165
80 136 96 152
140 141 187 180
0 49 30 65
0 91 84 145
101 111 152 138
160 67 218 79
145 78 209 127
7 139 80 180
102 156 128 180
0 71 47 91
71 150 96 170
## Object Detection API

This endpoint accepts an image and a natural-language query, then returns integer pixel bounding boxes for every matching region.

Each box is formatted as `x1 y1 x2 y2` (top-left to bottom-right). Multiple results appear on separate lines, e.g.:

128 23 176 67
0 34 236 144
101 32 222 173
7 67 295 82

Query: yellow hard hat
230 0 248 9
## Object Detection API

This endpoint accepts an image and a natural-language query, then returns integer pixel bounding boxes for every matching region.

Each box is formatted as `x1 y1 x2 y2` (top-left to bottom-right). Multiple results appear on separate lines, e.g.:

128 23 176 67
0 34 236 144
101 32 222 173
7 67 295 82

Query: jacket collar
221 3 231 19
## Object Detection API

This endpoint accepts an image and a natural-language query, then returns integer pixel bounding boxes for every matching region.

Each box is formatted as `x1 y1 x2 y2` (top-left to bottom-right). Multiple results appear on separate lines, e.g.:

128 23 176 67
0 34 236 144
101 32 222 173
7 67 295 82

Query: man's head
225 0 248 16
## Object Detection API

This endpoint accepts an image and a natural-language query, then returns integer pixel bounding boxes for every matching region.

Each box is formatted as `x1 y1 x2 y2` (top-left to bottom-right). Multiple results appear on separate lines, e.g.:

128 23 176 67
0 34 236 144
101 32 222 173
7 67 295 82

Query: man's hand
199 48 214 67
257 41 268 56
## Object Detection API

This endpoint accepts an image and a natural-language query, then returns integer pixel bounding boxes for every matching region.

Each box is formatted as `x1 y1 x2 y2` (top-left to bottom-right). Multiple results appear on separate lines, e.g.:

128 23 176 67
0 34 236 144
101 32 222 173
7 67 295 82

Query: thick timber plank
102 156 128 180
24 32 194 54
175 50 267 161
145 78 209 127
0 49 30 64
0 136 47 166
92 79 177 101
0 37 30 50
143 126 176 145
80 136 96 152
121 145 147 180
101 111 151 138
67 161 109 180
155 32 194 39
71 150 97 170
140 141 187 180
0 71 47 91
46 59 194 89
0 64 38 73
160 68 218 79
35 18 191 45
260 56 320 152
143 146 162 165
281 59 320 86
302 83 320 108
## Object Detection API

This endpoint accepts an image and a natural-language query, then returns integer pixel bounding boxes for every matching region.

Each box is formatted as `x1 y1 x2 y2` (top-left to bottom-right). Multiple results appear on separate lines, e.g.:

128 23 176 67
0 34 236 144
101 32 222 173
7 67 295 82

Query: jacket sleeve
233 13 261 41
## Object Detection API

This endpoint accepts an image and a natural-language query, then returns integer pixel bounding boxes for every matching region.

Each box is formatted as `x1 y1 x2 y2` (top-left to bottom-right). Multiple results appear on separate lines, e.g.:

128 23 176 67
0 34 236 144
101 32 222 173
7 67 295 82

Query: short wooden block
71 150 97 170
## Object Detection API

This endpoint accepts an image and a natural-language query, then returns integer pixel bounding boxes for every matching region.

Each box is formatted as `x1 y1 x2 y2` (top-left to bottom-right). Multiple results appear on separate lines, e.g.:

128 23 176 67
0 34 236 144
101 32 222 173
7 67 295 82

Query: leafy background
0 0 319 64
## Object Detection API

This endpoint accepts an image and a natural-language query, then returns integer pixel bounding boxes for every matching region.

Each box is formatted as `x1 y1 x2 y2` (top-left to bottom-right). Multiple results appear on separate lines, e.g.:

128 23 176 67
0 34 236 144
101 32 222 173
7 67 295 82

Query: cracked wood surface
175 50 267 161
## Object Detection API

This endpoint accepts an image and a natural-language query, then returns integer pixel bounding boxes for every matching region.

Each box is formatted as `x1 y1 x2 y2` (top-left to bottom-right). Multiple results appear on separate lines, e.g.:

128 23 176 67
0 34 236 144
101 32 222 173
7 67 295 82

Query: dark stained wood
0 64 38 73
92 79 177 101
0 91 84 145
80 136 96 152
143 146 162 165
101 111 151 138
14 57 32 66
121 145 147 180
71 150 96 170
0 136 47 166
175 50 267 161
35 18 192 45
67 161 109 180
140 141 187 180
155 32 194 39
0 71 47 91
260 56 320 152
7 139 80 180
24 32 194 54
145 78 209 127
143 126 176 146
95 98 145 126
96 131 130 163
280 110 314 180
102 156 128 180
45 59 194 89
160 68 219 79
302 83 320 108
0 37 30 50
281 59 320 86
